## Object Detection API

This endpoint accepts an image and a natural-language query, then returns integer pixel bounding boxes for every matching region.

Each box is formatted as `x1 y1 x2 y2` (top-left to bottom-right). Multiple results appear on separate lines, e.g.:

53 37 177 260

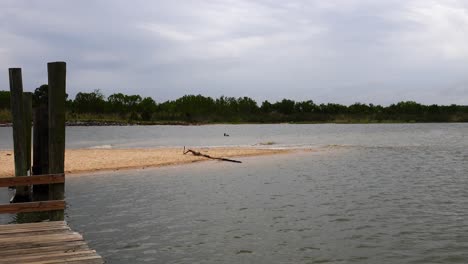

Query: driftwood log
183 147 242 163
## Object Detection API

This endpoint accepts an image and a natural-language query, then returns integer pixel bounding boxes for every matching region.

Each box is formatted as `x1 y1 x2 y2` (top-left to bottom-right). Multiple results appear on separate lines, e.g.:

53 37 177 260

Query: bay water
0 124 467 263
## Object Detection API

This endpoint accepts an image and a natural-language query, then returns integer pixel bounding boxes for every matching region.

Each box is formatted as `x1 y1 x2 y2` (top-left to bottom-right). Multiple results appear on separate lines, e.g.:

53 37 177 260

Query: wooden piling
33 104 49 197
23 92 33 174
8 68 30 200
47 62 66 221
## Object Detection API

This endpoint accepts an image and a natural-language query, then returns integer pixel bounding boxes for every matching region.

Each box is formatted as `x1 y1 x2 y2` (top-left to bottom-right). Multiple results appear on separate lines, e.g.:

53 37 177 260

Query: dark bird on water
224 133 230 137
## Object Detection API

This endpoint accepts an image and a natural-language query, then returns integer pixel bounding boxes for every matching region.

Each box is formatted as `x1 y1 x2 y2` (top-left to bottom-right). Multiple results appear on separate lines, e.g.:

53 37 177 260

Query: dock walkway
0 221 104 264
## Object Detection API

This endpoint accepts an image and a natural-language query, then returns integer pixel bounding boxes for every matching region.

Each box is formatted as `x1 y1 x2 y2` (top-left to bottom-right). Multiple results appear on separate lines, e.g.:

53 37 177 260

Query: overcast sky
1 0 468 105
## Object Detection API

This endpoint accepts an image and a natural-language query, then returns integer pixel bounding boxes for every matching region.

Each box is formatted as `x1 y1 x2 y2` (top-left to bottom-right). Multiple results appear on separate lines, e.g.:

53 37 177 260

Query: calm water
0 124 467 263
0 123 465 149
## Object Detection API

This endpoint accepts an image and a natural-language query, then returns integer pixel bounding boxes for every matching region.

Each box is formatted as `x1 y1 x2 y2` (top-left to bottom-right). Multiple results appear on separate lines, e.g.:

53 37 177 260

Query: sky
1 0 468 105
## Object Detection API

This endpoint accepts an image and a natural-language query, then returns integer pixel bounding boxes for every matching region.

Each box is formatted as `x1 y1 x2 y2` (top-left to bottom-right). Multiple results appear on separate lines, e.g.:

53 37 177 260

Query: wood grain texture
23 92 33 173
0 174 65 188
0 200 65 214
48 62 66 221
0 221 103 263
8 68 29 197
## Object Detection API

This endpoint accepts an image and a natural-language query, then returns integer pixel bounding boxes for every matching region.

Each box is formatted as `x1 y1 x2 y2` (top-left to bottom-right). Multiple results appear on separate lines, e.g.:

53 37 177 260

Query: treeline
1 87 467 123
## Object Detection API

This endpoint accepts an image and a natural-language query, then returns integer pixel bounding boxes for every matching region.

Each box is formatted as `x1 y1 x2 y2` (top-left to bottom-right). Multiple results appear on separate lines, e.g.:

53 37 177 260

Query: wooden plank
0 226 69 235
0 250 97 262
12 249 95 258
0 225 69 234
0 222 67 232
48 61 66 221
0 221 66 231
0 239 86 251
0 200 65 214
0 221 104 263
0 227 72 237
9 68 29 198
0 242 89 257
0 174 65 188
27 255 104 264
0 232 82 245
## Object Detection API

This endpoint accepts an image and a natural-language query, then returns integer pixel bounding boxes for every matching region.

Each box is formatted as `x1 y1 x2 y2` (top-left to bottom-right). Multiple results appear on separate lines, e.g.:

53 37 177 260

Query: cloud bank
1 0 467 105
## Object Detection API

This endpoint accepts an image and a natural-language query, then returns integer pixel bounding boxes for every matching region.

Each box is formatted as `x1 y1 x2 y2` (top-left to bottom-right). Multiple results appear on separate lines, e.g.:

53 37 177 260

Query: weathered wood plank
0 227 69 235
0 239 85 251
0 227 72 237
0 232 82 245
27 255 104 264
0 226 71 237
0 220 103 263
0 174 65 188
0 200 65 214
0 242 89 257
0 221 66 231
1 250 97 262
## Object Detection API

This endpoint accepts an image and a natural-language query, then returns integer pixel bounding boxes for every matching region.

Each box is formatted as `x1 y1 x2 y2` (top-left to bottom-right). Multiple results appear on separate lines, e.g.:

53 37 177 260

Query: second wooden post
48 62 66 221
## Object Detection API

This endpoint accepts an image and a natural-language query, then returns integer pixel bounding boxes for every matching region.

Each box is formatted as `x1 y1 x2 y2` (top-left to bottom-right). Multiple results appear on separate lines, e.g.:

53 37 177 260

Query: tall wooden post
48 62 66 221
23 92 33 174
8 68 30 200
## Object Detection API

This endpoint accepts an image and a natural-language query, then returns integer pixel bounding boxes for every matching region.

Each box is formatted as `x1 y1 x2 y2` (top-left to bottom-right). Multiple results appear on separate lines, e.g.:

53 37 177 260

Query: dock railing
0 174 65 215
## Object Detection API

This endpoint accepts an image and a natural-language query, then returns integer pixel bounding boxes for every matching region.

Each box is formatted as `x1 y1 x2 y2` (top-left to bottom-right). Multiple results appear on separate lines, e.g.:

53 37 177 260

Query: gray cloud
1 0 467 105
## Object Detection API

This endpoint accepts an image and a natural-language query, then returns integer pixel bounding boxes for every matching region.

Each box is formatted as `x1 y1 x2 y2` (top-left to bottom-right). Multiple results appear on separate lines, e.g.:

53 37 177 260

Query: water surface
0 123 465 149
0 124 467 263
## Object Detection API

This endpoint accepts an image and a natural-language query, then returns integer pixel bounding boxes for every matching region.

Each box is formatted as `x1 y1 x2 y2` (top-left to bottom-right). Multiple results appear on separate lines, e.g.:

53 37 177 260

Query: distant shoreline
0 120 467 127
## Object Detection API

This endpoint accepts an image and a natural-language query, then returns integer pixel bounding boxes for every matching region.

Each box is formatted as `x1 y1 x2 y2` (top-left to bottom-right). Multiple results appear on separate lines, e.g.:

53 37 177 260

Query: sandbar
0 147 297 177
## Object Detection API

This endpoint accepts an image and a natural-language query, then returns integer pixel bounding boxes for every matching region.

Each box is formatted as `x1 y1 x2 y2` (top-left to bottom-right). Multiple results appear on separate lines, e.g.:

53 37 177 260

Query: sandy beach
0 147 296 177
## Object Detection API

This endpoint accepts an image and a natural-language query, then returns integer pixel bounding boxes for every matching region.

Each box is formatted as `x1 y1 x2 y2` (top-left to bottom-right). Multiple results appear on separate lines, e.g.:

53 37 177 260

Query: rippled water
0 124 467 263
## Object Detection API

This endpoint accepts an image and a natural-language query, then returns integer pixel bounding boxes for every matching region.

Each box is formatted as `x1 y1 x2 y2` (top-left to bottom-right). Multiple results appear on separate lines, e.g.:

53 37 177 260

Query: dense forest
1 86 467 124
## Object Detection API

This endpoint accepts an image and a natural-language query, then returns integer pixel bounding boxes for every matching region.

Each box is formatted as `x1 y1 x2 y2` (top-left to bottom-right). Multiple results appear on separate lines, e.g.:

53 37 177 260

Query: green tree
274 99 296 115
108 93 126 113
139 97 157 121
33 85 48 107
73 89 106 113
260 100 273 113
237 97 258 114
0 91 10 109
294 100 316 113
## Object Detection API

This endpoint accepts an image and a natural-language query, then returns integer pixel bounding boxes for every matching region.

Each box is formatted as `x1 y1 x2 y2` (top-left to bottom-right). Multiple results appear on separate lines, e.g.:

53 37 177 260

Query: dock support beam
8 68 30 201
23 92 32 174
33 103 50 197
48 62 66 221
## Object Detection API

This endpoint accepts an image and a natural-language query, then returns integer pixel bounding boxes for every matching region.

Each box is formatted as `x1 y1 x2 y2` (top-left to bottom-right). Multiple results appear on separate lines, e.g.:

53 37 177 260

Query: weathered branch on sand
183 147 242 163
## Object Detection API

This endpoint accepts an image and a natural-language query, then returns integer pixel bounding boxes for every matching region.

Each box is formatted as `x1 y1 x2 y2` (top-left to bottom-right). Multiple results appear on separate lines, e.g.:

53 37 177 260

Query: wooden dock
3 62 104 262
0 174 104 263
0 221 104 263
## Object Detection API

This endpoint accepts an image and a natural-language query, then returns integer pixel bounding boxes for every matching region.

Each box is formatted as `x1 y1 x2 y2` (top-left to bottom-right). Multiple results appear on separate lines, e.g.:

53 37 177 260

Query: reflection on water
0 124 467 263
12 211 51 224
0 186 59 224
